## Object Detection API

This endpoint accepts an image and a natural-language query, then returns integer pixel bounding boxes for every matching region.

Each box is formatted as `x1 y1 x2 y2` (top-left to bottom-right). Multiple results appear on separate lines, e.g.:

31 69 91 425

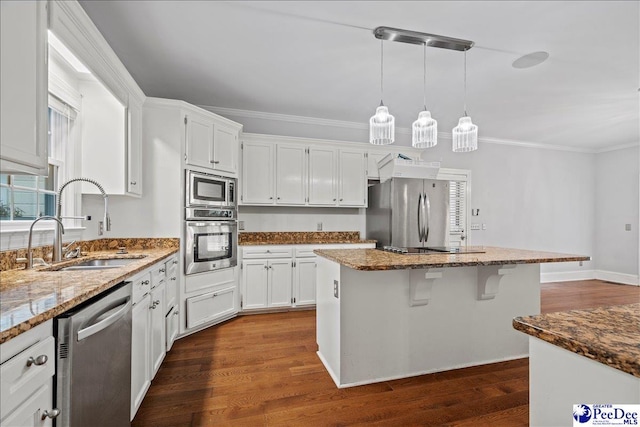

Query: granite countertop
513 304 640 378
0 241 179 344
313 247 590 271
239 231 375 246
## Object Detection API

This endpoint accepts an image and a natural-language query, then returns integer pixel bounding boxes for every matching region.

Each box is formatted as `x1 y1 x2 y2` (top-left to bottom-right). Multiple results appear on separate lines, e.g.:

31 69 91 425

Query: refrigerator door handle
417 193 424 242
423 192 430 243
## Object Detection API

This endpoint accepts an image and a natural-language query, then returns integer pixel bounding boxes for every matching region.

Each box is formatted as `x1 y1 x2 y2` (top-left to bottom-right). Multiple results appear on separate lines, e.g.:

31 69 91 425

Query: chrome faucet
54 177 111 262
24 216 65 268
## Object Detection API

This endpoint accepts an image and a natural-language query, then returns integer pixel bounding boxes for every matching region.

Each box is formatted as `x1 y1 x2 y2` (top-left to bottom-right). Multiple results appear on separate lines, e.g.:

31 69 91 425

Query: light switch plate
333 280 339 298
317 222 323 231
625 223 632 231
238 220 245 231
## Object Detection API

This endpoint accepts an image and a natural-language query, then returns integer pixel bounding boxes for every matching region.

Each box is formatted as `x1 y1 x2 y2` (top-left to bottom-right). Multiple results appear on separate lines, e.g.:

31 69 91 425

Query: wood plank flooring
133 280 640 426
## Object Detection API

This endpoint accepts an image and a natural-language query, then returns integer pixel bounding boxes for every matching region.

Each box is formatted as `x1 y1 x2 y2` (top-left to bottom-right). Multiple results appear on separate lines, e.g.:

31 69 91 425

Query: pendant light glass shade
452 116 478 152
370 105 395 145
370 40 394 145
412 110 437 148
452 49 478 152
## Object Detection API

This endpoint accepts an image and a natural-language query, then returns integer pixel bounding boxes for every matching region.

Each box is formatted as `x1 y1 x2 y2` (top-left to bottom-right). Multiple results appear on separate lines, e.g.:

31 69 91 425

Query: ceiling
78 1 639 151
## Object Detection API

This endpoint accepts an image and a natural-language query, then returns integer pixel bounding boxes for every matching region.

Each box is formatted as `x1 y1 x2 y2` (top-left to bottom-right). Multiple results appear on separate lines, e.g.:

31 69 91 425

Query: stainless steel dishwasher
55 281 132 427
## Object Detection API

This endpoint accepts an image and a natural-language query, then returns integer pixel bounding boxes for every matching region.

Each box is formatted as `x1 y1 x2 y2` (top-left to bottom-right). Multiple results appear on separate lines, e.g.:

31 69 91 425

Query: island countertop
513 304 640 378
0 239 179 344
313 246 590 271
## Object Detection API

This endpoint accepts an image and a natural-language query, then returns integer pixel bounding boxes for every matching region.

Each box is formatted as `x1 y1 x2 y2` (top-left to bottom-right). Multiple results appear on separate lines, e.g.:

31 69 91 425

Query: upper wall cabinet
240 136 368 208
185 109 240 177
0 0 48 175
49 0 146 196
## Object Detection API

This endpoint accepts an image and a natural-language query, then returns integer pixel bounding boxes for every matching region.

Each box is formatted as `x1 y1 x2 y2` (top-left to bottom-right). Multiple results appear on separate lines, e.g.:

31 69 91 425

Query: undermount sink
49 256 146 272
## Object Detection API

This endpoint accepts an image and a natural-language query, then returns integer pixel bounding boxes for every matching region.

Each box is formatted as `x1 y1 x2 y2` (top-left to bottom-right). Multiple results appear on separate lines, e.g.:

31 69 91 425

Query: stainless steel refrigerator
367 178 450 249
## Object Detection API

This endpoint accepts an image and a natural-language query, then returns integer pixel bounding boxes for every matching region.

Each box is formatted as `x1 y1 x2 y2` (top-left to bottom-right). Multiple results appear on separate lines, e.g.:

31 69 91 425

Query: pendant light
452 49 478 152
369 39 394 145
412 42 437 148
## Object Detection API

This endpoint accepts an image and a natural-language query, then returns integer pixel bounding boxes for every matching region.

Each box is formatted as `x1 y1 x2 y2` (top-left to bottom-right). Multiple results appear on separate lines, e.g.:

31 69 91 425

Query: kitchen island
514 304 640 426
314 247 589 388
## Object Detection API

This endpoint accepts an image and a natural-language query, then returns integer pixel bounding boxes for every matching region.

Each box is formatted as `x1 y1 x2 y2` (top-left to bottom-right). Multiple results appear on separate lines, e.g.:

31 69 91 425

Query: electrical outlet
333 280 339 298
98 221 104 236
625 223 632 231
471 223 480 231
482 224 487 230
238 220 245 231
317 222 323 231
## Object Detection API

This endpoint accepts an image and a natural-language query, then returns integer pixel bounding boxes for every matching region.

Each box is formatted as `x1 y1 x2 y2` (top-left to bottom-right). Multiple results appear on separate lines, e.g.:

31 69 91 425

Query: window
0 104 74 222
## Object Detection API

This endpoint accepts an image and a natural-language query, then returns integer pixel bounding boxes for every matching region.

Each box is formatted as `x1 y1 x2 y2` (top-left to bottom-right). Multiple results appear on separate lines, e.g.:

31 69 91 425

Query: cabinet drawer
0 336 55 420
151 264 167 289
132 272 151 305
186 287 236 329
294 247 317 258
242 246 293 259
185 267 235 294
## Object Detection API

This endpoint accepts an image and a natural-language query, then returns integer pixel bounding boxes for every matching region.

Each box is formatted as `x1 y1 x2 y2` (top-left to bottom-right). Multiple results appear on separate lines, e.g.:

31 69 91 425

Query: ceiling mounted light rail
369 26 478 152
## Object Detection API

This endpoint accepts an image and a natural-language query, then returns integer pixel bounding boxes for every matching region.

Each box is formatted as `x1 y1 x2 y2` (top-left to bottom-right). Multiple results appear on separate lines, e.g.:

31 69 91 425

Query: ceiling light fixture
512 51 549 69
370 39 395 145
452 49 478 152
412 42 437 148
370 27 477 151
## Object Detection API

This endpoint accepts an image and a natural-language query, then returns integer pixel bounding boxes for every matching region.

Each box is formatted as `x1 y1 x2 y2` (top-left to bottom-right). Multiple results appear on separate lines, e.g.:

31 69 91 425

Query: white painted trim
594 270 639 286
330 354 529 389
540 269 596 283
316 351 341 388
144 97 242 130
201 105 616 154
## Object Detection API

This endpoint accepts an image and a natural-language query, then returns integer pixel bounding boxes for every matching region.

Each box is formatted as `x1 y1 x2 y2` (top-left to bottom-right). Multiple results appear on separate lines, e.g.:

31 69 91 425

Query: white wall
595 145 639 278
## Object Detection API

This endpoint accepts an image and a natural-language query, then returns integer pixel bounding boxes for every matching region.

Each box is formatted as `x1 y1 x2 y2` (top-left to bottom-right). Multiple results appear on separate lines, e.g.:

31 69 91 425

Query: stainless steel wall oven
184 207 237 275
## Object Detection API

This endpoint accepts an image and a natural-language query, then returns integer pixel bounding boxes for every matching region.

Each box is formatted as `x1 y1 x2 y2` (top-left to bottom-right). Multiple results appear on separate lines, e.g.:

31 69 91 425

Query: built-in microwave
186 170 236 208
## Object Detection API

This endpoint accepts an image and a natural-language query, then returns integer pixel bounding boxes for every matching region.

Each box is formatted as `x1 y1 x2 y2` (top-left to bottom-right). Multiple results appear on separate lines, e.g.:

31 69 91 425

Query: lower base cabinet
165 306 179 352
149 281 166 378
130 293 151 419
294 257 317 306
1 383 53 427
186 286 236 329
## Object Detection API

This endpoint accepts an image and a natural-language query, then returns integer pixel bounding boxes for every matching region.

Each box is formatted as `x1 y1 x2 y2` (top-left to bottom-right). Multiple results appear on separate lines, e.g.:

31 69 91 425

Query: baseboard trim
594 270 639 286
540 270 596 283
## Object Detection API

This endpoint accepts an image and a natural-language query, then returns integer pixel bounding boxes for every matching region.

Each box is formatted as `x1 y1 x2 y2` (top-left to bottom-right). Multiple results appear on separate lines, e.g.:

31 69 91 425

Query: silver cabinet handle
424 193 430 244
277 197 281 200
269 196 273 200
333 198 336 201
210 160 220 164
26 354 48 367
173 260 178 265
154 300 160 305
170 277 177 281
340 198 343 201
264 265 268 269
142 280 150 285
159 268 165 273
174 310 179 316
150 303 157 310
41 409 60 421
417 193 424 242
130 181 137 185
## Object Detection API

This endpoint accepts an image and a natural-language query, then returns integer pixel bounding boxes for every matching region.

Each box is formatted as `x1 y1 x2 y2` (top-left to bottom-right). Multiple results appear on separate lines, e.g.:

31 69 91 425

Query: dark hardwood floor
133 280 640 426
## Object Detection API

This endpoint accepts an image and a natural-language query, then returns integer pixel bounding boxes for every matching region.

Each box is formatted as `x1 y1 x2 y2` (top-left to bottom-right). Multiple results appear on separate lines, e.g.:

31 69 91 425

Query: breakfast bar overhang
313 247 590 388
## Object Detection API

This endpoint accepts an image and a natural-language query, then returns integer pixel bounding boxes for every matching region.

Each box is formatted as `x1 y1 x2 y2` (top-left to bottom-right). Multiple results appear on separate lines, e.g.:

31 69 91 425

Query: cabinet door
1 382 52 427
308 147 337 205
338 149 367 207
367 152 388 179
165 306 179 352
241 260 269 309
295 258 317 306
276 144 307 205
241 141 275 205
0 0 48 175
212 124 238 175
268 260 293 308
127 99 143 196
185 113 214 169
165 261 178 312
130 295 150 420
149 282 166 378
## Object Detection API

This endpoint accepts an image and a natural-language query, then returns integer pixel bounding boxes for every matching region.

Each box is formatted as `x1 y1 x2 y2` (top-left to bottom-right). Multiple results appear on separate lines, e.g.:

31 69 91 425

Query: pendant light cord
423 43 427 111
380 39 384 105
463 49 468 117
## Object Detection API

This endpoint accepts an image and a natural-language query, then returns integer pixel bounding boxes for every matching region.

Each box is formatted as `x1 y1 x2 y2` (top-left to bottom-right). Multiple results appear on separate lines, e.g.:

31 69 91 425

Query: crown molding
593 142 640 154
199 104 635 154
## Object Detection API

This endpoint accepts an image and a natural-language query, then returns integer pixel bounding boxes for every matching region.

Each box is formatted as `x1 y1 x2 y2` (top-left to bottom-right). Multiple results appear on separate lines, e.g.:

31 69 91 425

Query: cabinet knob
269 196 273 200
264 265 268 270
173 260 178 265
159 268 166 273
26 354 48 367
174 310 179 316
210 160 220 164
277 197 280 200
142 280 150 285
41 409 60 421
130 181 137 186
340 198 343 201
154 300 160 305
150 302 157 310
333 198 336 201
171 277 177 281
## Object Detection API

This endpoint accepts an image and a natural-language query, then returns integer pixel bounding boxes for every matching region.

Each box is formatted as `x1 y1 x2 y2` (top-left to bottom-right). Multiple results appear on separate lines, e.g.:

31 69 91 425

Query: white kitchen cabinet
241 258 292 310
0 320 56 426
165 306 179 352
241 141 275 204
0 0 48 175
130 290 150 420
127 99 143 195
185 110 240 176
165 256 179 314
149 280 166 378
308 147 337 205
182 267 239 334
338 149 367 207
276 144 307 205
294 257 317 306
